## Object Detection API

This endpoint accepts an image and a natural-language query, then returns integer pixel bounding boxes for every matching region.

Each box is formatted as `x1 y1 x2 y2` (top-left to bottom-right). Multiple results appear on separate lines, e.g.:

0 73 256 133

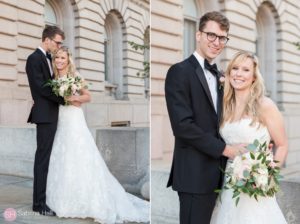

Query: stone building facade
151 0 300 169
0 0 150 197
0 0 150 128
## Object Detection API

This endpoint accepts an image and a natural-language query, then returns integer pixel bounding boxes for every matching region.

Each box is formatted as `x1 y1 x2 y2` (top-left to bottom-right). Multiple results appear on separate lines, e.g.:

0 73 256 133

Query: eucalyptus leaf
247 143 257 151
253 139 260 147
243 170 250 178
236 180 245 187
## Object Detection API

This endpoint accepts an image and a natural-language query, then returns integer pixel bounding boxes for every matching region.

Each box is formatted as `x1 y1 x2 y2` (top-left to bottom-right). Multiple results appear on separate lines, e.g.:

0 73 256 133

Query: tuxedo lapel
217 84 223 122
188 55 216 113
195 66 215 111
216 69 224 122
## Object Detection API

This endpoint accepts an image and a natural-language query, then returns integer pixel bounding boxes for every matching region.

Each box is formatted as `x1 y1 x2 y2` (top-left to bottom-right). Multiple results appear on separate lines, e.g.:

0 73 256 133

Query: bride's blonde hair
221 51 265 127
52 46 78 79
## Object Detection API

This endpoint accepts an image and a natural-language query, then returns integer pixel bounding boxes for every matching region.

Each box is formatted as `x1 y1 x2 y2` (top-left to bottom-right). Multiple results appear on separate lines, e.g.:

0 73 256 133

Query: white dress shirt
193 51 218 112
38 46 53 76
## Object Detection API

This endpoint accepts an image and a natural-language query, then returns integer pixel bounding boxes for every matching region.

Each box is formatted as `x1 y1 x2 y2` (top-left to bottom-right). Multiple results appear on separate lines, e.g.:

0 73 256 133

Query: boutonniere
218 70 225 90
219 76 225 90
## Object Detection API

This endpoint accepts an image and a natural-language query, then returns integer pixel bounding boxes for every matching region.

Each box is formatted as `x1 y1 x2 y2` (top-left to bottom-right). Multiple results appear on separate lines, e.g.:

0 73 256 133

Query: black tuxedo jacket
26 48 64 124
165 54 227 194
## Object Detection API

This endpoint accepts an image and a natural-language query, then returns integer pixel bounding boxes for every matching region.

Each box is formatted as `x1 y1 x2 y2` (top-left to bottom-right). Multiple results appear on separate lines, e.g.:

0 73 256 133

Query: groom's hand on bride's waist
222 144 247 160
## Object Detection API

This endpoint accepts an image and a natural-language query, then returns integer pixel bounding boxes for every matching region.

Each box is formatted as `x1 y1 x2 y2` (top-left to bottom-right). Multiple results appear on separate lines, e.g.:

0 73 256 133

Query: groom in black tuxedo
26 25 65 216
165 11 244 224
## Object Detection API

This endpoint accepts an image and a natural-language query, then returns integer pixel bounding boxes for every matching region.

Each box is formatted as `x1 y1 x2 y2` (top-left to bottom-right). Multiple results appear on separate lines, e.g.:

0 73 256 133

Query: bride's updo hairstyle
52 46 78 79
221 51 265 127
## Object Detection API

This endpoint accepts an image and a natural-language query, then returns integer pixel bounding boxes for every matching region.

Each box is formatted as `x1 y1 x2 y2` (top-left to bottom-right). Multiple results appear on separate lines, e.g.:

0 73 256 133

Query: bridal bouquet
45 76 87 104
216 139 282 206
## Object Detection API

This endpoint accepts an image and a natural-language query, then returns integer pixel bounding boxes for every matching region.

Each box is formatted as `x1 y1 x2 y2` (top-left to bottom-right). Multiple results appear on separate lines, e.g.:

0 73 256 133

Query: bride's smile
54 51 68 74
229 58 255 91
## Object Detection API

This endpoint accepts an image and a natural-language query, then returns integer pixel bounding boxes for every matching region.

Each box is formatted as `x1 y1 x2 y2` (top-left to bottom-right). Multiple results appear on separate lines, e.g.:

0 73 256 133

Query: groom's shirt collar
38 46 47 56
193 51 216 69
193 51 205 69
38 46 53 76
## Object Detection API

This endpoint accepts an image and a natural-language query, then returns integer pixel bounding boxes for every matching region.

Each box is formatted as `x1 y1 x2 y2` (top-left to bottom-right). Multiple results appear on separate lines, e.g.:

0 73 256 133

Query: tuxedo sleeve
165 64 225 159
26 55 65 105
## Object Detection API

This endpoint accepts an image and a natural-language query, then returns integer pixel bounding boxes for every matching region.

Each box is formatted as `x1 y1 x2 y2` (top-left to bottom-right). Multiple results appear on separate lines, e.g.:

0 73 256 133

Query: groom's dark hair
199 11 230 32
42 25 65 41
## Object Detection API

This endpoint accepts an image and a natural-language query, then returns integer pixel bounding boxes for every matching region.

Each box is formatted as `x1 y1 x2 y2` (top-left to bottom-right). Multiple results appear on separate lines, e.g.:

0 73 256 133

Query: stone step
151 162 300 224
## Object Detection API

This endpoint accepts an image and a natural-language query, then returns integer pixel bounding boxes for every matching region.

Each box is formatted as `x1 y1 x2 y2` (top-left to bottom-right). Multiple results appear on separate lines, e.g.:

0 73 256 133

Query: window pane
183 19 196 58
44 1 57 25
183 0 197 18
104 28 109 81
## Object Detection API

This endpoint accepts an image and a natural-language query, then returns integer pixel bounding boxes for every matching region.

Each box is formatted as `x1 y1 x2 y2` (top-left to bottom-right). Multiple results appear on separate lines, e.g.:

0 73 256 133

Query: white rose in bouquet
71 84 78 95
254 166 269 190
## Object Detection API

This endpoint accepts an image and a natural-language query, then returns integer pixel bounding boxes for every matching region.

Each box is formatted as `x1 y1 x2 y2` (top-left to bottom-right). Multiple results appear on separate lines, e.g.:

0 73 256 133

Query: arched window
183 0 198 58
256 3 278 101
44 0 75 55
104 11 124 100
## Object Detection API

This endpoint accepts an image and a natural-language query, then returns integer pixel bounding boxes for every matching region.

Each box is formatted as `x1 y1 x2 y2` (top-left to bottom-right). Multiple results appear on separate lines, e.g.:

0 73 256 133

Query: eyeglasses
51 39 63 46
200 31 229 44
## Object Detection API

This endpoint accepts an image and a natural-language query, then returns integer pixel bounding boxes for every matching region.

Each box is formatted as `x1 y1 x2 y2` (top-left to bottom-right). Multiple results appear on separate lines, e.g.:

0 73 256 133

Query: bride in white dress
46 47 149 224
210 52 288 224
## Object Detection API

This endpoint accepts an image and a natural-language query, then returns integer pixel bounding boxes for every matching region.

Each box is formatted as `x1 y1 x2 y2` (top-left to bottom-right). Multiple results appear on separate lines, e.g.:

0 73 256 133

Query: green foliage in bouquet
215 139 283 206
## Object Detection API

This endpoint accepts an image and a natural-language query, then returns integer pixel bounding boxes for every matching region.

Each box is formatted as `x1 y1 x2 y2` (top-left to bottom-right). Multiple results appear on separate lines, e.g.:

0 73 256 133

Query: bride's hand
64 96 82 107
65 95 79 102
70 101 82 107
223 144 247 160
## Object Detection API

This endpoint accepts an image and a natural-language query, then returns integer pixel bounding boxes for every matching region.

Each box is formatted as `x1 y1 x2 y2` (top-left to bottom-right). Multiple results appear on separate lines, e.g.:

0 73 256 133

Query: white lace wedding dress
210 118 287 224
46 105 149 224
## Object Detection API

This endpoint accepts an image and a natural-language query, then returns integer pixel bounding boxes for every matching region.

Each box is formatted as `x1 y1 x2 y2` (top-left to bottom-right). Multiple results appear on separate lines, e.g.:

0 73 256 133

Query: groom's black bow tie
46 52 52 61
204 59 218 77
